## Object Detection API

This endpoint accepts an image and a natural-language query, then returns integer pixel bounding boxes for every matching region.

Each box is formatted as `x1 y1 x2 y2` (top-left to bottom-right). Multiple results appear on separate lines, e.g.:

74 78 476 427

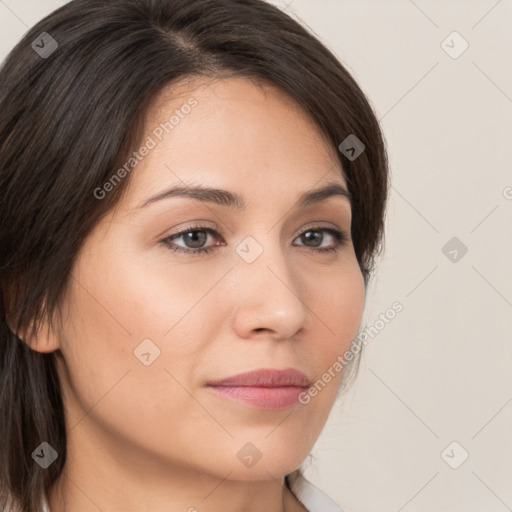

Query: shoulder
286 469 346 512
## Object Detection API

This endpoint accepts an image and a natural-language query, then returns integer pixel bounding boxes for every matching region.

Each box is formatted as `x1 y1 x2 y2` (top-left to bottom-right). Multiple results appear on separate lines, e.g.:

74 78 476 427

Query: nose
230 236 308 341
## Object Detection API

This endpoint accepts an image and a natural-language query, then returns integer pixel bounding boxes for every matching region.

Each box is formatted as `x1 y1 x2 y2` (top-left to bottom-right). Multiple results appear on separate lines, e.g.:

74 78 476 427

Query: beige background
1 1 511 510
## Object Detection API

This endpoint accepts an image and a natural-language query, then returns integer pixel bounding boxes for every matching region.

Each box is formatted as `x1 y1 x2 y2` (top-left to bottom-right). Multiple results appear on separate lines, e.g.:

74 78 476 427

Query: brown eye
294 228 348 253
161 225 223 256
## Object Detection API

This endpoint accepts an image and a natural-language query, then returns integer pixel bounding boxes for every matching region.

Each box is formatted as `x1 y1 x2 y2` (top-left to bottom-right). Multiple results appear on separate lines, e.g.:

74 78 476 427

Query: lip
206 368 311 410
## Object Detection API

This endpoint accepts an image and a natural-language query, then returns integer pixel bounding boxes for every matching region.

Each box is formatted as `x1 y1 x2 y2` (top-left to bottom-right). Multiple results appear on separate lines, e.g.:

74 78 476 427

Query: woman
0 0 389 511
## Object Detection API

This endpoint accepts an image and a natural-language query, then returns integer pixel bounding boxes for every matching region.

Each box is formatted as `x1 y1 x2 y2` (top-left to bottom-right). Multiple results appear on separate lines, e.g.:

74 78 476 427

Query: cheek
68 230 213 344
309 257 366 348
57 264 208 453
302 260 365 403
330 267 365 345
57 239 217 414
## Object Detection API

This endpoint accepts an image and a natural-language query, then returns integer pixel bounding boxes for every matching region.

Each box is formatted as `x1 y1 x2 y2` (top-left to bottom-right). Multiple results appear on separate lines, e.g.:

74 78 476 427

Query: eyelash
160 224 349 256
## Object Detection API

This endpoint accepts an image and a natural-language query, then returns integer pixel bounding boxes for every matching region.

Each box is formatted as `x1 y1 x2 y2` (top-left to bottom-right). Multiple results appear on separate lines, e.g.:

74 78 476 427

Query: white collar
286 469 345 512
42 493 50 512
41 470 344 512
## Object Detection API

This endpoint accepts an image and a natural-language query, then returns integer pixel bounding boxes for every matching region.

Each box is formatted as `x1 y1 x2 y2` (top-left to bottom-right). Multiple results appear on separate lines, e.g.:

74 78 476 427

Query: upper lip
206 368 311 388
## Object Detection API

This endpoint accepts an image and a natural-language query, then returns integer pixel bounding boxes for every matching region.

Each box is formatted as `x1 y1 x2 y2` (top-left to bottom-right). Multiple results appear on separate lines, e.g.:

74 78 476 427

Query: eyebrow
136 181 352 211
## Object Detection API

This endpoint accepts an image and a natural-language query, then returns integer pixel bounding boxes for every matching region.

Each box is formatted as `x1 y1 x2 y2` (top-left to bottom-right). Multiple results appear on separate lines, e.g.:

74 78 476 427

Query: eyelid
293 221 345 238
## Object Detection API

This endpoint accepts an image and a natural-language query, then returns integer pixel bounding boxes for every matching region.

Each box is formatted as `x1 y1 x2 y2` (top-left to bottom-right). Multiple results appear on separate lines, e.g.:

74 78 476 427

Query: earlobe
4 288 63 353
7 315 61 354
24 321 61 353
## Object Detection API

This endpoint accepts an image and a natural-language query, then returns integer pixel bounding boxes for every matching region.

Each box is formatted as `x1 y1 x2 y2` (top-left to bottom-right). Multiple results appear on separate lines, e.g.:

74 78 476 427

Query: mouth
205 368 311 410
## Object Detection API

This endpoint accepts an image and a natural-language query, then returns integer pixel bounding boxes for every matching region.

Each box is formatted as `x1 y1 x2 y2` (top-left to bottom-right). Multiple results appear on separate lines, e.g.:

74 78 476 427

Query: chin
211 439 310 481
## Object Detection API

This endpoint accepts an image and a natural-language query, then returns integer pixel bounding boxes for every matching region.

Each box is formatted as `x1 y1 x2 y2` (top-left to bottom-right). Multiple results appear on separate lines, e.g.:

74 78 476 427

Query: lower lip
206 385 307 410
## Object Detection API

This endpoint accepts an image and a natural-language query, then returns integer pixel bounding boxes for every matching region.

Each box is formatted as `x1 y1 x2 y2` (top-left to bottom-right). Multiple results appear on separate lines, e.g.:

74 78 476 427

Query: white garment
42 494 50 512
286 470 345 512
40 469 344 512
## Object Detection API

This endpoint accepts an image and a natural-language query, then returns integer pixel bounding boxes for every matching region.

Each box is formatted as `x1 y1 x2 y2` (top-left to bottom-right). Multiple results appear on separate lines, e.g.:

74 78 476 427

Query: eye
160 224 349 256
294 227 348 253
161 224 223 256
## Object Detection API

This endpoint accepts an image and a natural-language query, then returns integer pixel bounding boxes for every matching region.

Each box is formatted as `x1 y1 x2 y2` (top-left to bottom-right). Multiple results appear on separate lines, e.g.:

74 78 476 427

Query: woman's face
48 76 365 482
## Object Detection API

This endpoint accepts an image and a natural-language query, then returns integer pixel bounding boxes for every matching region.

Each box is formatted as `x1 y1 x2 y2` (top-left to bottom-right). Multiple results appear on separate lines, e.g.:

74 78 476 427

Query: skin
29 75 366 512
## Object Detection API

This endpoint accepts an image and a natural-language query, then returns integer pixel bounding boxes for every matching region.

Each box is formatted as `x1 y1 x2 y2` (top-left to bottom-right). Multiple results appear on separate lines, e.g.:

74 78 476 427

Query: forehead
121 75 347 210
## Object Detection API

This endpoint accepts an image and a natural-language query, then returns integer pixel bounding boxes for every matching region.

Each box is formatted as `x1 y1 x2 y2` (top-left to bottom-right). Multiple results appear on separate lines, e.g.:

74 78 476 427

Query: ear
7 307 61 354
22 319 61 353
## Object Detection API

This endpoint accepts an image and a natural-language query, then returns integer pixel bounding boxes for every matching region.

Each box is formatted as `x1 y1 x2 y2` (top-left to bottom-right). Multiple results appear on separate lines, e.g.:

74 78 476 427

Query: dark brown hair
0 0 389 510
